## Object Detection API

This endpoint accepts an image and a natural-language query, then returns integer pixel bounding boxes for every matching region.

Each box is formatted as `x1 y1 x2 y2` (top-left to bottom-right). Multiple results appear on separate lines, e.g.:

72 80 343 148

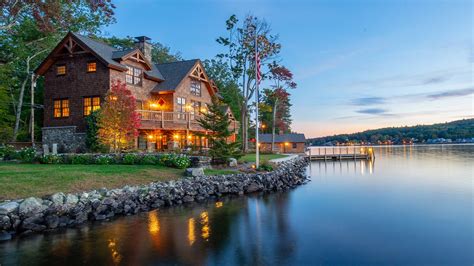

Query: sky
103 0 473 138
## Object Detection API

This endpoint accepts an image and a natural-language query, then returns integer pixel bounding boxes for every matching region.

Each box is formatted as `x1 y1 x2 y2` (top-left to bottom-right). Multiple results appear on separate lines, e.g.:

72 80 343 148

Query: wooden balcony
137 110 240 133
137 110 205 131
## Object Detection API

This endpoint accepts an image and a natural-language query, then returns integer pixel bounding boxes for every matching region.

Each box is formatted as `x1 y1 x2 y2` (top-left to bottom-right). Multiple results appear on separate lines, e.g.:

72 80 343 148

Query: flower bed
0 145 192 170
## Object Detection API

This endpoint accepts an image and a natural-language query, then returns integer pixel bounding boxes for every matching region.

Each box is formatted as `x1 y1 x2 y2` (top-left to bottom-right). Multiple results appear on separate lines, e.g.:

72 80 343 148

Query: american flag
256 50 261 84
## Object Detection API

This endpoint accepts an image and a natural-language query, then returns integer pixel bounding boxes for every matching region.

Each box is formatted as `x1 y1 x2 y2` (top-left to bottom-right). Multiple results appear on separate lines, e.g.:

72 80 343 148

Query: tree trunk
12 57 31 141
12 50 46 142
30 73 37 146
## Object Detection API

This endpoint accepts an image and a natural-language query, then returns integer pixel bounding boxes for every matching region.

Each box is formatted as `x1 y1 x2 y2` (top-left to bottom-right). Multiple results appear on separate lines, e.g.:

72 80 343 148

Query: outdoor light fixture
284 142 290 146
150 103 159 109
173 134 179 140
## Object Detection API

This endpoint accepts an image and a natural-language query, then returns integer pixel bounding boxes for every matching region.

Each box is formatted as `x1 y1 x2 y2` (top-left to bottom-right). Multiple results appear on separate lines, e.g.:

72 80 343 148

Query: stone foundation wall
0 157 309 240
42 126 86 153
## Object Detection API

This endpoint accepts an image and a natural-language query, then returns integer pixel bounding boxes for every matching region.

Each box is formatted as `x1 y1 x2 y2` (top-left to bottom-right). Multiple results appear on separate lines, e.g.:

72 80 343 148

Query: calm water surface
0 144 472 265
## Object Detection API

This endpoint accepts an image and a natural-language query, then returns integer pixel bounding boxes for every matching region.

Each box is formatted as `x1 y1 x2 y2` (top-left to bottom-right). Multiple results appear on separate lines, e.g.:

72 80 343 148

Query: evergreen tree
85 110 105 152
198 97 242 163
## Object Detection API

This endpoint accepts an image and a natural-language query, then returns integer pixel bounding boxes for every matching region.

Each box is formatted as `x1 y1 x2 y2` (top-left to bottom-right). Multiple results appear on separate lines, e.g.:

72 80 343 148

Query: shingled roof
259 133 306 143
153 59 199 93
35 32 214 93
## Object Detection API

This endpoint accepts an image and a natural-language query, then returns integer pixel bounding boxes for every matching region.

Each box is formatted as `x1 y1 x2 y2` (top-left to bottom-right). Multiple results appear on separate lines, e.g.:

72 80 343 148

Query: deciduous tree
216 14 281 152
98 80 140 152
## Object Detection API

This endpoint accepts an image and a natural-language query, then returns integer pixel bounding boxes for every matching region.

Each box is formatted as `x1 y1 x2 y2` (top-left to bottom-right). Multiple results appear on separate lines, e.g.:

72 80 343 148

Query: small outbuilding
259 133 306 154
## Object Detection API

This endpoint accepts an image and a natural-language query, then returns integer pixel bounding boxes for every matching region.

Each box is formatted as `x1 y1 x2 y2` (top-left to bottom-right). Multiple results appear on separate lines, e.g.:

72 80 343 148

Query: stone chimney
134 36 152 62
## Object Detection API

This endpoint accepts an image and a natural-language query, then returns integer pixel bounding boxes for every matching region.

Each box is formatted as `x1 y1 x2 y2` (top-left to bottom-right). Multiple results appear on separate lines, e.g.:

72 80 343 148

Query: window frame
53 98 70 118
125 65 143 86
56 65 66 76
176 97 186 120
292 142 297 149
190 100 201 120
190 78 201 97
87 61 97 73
83 96 101 116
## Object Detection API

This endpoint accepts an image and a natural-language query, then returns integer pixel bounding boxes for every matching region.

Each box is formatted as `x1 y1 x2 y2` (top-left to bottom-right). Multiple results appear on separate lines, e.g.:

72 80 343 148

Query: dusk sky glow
104 0 473 138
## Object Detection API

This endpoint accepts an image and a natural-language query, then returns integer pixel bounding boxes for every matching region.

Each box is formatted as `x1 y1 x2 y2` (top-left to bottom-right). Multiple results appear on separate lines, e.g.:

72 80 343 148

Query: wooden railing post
161 110 164 128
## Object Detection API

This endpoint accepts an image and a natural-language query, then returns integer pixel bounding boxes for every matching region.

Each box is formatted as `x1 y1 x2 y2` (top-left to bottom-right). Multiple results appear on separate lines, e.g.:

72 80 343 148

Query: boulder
0 215 11 230
228 158 238 167
19 197 45 216
65 194 78 205
50 192 65 205
0 201 19 215
185 168 205 177
245 182 260 193
45 215 59 229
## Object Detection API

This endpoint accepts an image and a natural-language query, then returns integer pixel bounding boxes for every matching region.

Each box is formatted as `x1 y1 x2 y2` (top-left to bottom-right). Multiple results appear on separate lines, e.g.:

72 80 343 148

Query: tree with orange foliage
98 80 140 152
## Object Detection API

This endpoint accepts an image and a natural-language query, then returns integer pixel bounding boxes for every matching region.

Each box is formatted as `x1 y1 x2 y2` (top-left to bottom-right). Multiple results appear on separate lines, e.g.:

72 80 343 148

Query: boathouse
259 133 306 153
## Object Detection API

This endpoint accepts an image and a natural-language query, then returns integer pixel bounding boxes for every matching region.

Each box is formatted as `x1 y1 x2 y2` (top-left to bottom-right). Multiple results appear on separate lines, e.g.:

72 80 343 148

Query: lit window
83 96 100 116
56 65 66 76
190 100 201 120
190 79 201 96
177 97 186 120
87 62 96 72
126 65 142 86
53 99 69 118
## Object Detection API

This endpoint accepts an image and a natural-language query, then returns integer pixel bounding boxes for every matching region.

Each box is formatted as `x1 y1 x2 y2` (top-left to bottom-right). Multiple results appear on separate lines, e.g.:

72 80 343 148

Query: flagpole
254 26 260 169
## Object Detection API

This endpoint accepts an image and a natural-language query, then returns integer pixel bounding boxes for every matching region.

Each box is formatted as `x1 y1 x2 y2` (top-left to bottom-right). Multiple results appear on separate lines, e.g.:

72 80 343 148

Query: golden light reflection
148 212 160 235
200 211 210 241
215 201 223 208
188 218 196 246
108 239 122 264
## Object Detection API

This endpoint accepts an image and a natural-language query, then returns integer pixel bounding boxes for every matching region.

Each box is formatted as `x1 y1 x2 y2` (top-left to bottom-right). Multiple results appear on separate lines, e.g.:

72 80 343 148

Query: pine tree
198 97 242 163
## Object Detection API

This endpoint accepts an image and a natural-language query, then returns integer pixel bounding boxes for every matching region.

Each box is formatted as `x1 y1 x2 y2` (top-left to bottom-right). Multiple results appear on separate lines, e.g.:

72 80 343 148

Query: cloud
351 97 386 106
356 108 389 115
426 87 474 100
423 76 447 85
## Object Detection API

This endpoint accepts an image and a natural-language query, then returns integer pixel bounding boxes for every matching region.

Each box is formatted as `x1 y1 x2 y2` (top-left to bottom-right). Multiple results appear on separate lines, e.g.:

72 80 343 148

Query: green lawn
0 163 184 200
239 153 288 163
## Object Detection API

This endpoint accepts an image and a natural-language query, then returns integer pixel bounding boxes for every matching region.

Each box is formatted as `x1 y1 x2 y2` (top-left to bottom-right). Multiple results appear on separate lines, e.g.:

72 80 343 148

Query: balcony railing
137 110 202 130
137 109 239 132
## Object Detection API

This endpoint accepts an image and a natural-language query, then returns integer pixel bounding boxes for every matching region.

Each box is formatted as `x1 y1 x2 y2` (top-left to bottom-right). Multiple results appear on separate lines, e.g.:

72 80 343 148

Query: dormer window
87 62 96 72
56 65 66 76
190 79 201 96
126 65 142 86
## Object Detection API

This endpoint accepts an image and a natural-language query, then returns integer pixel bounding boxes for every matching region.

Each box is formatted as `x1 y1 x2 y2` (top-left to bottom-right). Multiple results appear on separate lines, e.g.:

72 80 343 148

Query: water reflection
0 145 472 265
312 158 375 176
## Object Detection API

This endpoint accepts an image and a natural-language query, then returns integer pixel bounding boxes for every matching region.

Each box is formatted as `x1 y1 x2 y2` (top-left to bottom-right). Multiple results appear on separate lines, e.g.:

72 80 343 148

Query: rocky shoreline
0 157 309 241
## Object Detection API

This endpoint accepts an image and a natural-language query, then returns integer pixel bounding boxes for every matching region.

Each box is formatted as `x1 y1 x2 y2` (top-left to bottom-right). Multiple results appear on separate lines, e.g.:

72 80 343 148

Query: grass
0 163 184 200
240 153 288 163
204 169 239 176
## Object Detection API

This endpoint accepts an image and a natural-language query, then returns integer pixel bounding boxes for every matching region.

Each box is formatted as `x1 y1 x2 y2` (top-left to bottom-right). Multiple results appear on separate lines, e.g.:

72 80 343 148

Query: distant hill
308 119 474 145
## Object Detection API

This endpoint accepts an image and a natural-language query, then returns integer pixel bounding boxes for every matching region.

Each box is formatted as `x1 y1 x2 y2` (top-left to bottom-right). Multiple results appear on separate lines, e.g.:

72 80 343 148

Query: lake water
0 144 472 265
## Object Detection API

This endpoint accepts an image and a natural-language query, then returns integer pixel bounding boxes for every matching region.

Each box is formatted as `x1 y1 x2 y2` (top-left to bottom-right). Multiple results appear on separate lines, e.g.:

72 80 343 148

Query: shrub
17 147 37 163
257 161 273 172
71 154 94 164
122 153 139 165
39 154 63 164
172 155 191 169
159 154 175 167
0 145 16 160
140 154 158 165
95 154 114 165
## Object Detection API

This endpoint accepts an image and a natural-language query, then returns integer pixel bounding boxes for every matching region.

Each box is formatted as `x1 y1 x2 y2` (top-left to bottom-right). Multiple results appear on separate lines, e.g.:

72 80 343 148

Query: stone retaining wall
0 157 309 241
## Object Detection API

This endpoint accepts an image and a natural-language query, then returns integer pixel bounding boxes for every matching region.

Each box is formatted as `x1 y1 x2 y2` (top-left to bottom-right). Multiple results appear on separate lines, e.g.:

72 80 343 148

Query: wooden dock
305 146 375 161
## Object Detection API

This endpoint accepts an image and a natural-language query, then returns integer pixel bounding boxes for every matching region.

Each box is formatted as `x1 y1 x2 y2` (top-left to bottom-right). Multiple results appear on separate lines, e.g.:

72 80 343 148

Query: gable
114 49 152 71
35 32 127 75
